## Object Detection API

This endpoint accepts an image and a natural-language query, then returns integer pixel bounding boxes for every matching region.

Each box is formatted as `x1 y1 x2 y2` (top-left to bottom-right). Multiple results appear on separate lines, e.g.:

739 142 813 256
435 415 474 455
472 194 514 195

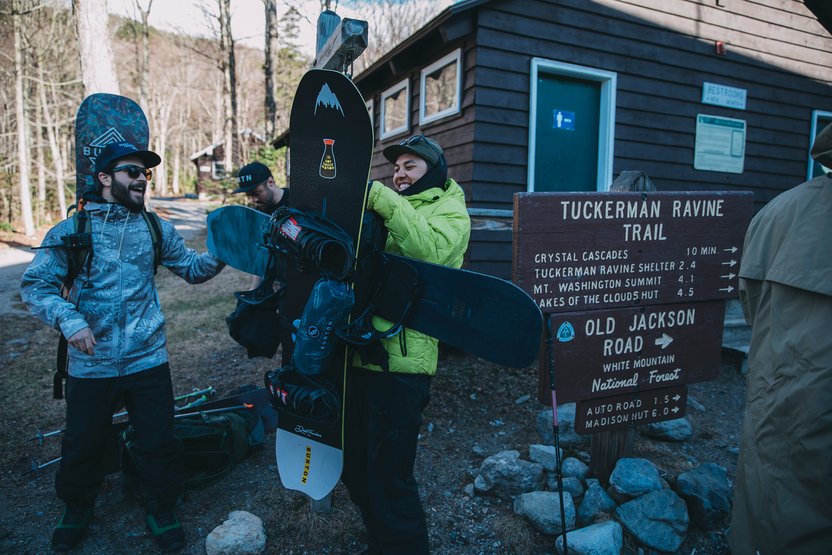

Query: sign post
513 191 753 481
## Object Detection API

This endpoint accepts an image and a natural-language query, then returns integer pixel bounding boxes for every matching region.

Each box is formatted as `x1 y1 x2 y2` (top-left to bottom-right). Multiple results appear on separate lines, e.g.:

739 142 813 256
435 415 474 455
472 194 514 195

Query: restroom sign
553 109 575 131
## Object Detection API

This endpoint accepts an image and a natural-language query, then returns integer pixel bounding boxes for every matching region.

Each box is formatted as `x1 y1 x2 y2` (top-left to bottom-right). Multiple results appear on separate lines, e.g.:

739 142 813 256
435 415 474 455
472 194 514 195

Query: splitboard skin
276 69 373 501
207 205 272 277
75 93 149 202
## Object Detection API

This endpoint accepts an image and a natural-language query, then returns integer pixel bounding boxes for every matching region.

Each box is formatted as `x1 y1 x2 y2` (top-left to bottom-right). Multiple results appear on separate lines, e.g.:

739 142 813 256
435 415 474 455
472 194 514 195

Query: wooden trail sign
513 191 754 313
542 300 724 404
574 386 688 434
514 191 753 435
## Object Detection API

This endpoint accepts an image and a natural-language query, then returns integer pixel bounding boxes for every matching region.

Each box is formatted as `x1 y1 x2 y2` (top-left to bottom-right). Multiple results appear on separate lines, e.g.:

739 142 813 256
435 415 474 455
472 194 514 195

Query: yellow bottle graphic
319 139 336 179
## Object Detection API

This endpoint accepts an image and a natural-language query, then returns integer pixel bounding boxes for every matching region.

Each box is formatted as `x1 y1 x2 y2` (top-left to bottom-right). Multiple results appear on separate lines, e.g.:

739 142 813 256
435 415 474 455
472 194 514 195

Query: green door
533 73 600 192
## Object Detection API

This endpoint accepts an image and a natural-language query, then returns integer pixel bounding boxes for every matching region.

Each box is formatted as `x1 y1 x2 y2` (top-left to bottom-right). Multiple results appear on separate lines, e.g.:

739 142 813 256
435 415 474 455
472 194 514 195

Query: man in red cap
21 141 226 553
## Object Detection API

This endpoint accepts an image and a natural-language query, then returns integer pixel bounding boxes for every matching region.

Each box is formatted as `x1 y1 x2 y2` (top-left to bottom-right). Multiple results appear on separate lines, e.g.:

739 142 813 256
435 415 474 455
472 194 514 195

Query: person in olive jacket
342 135 471 555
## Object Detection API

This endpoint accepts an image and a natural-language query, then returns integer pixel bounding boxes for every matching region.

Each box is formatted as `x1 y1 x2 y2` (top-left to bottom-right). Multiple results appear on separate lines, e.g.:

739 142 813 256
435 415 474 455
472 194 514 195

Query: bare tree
37 64 68 216
345 0 442 73
133 0 153 112
12 0 37 236
72 0 119 95
218 0 239 172
263 0 278 139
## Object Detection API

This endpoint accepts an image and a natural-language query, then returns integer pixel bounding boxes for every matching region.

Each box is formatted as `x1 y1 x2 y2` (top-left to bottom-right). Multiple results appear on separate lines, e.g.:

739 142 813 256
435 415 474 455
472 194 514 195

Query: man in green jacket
343 135 470 554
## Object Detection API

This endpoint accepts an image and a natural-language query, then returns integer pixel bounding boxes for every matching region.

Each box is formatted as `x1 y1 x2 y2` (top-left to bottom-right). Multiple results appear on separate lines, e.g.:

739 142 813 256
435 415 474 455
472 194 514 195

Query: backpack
120 409 264 498
52 205 164 399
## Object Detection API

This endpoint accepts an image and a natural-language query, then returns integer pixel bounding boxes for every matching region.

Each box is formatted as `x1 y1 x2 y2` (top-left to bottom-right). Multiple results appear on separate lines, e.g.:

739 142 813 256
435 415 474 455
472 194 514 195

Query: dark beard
110 177 146 212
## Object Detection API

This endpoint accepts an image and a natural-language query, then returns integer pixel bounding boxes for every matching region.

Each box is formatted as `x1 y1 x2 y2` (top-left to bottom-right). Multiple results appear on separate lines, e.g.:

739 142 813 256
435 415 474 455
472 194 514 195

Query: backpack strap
141 210 163 274
54 210 93 400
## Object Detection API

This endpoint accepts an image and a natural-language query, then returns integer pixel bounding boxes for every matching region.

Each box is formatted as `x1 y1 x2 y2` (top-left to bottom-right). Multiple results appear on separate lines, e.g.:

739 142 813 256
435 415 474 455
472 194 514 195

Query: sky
106 0 337 58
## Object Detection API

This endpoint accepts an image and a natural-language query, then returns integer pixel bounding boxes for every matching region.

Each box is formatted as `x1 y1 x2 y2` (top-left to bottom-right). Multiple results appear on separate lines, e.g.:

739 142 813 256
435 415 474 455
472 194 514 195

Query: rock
205 511 266 555
673 462 732 530
474 450 545 500
536 404 586 447
614 489 689 552
556 520 624 555
529 444 563 471
638 417 693 442
608 458 662 500
513 491 575 535
562 457 590 482
547 475 584 499
577 481 617 526
463 483 475 497
515 394 531 405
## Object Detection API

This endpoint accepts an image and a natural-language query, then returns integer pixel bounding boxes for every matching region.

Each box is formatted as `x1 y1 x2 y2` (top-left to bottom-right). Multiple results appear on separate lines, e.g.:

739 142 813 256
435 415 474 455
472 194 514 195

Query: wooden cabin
283 0 832 278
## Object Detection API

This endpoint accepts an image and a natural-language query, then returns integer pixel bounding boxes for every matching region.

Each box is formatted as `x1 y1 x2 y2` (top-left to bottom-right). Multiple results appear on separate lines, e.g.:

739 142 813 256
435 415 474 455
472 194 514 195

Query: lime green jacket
355 178 471 374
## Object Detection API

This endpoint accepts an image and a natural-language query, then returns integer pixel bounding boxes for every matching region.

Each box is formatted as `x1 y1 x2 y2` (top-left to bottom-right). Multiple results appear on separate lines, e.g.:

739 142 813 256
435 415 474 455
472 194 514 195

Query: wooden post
589 428 634 486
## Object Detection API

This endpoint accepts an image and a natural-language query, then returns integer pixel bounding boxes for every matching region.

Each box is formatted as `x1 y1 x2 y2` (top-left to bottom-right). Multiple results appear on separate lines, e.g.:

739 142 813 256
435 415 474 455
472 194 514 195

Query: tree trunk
13 1 36 236
219 0 239 172
264 0 278 139
73 0 120 96
34 82 47 225
40 68 68 217
135 0 153 113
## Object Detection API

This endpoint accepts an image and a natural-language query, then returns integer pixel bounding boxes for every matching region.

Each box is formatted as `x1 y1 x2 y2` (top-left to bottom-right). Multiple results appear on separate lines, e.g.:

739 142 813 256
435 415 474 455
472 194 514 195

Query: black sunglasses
112 164 152 181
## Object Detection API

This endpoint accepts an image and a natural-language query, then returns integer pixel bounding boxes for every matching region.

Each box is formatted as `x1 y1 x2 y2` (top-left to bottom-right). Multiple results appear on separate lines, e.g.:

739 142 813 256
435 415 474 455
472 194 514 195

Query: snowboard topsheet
75 93 149 202
276 69 373 501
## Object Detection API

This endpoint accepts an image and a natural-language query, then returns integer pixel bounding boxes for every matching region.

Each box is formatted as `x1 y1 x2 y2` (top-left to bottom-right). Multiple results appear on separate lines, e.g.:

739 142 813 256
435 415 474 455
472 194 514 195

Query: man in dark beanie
21 140 225 552
730 122 832 554
342 134 470 554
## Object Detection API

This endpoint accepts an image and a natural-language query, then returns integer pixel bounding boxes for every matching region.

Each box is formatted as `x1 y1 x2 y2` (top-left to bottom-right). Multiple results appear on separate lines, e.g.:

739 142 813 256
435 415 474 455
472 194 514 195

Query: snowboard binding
267 207 355 281
264 368 341 424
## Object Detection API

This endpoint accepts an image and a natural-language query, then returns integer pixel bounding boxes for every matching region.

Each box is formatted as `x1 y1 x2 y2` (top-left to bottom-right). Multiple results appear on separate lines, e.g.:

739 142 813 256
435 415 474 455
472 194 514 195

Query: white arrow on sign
672 406 680 414
720 286 735 293
721 259 738 267
654 333 673 349
721 272 736 280
672 394 681 401
723 246 738 253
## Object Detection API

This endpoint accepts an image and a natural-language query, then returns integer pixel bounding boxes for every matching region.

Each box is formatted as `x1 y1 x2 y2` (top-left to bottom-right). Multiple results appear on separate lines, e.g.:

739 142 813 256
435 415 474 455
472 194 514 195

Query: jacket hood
811 122 832 168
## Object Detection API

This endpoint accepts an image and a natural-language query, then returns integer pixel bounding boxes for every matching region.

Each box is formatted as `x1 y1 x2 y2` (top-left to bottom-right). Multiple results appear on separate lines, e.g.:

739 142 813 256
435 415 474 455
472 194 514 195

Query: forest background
0 0 449 237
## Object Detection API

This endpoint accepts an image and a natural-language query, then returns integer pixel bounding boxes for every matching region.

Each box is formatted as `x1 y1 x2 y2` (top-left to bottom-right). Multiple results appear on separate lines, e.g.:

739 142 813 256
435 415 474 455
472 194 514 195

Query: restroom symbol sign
553 109 575 131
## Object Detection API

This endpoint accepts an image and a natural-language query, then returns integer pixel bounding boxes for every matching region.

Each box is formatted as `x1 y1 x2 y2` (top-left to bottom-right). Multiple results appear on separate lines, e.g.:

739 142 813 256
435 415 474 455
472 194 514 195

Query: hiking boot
145 504 185 553
51 504 93 552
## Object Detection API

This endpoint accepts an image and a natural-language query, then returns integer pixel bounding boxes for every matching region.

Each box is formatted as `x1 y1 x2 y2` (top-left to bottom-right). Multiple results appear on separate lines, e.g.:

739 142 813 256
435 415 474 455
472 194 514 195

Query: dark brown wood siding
355 0 832 278
363 39 478 197
471 0 832 210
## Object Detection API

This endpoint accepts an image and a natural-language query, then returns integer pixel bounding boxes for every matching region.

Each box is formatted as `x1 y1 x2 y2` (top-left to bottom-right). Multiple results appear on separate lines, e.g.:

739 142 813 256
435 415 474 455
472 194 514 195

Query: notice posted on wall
694 114 746 174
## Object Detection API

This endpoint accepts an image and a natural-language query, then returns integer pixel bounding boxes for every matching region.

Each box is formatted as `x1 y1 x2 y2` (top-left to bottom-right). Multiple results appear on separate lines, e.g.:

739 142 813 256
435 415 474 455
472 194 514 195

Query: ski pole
175 386 216 403
174 403 254 420
27 386 215 442
25 456 62 476
545 317 568 555
23 404 254 478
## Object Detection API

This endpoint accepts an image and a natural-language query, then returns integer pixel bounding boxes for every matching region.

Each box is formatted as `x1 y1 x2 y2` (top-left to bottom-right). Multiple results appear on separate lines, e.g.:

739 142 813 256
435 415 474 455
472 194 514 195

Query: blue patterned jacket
21 201 224 378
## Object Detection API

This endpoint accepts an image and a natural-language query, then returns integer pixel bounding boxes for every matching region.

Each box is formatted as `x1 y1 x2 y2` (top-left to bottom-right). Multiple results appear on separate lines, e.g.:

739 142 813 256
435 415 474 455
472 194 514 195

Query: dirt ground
0 202 745 554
